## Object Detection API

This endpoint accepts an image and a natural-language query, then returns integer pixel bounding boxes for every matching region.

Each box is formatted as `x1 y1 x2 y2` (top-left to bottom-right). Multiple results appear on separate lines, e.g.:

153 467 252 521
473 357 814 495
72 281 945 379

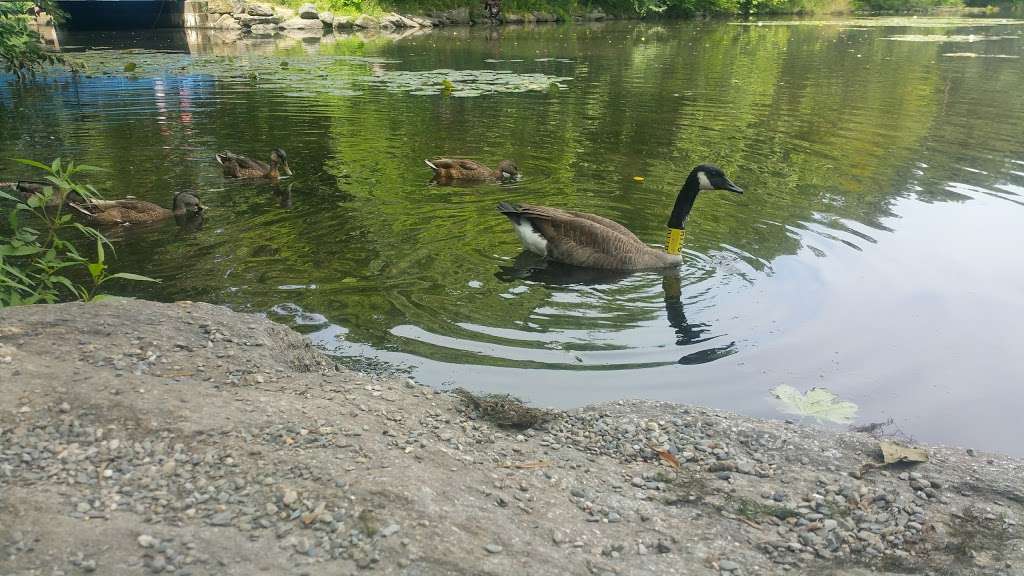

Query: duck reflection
496 254 737 365
273 182 293 209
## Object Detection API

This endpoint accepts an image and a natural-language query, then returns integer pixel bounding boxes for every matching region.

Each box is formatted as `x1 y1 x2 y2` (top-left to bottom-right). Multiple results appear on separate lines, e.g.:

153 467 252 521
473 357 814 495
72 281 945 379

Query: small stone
208 511 233 526
381 524 400 537
81 559 97 572
570 488 586 498
58 402 71 413
607 511 622 523
631 477 645 488
484 544 503 554
719 560 740 572
138 535 158 548
76 502 92 513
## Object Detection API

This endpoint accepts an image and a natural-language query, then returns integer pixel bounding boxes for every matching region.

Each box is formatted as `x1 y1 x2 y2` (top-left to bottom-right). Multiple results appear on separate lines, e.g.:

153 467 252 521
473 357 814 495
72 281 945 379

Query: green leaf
103 272 160 283
87 261 105 282
95 236 105 265
0 245 42 257
0 189 22 203
50 158 61 175
13 158 51 171
771 385 858 425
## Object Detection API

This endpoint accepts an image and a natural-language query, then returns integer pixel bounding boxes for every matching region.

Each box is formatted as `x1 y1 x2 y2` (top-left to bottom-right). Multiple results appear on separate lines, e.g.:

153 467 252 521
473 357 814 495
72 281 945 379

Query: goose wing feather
517 204 663 269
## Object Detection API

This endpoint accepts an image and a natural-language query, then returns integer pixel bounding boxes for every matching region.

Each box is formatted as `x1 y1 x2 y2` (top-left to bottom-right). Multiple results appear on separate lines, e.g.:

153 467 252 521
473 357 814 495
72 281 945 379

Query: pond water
3 18 1024 454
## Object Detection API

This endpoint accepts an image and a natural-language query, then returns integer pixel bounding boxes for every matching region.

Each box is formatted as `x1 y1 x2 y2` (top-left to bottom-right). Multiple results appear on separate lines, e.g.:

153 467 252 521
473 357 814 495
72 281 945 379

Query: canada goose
216 149 292 180
70 192 205 226
497 164 742 270
425 158 518 182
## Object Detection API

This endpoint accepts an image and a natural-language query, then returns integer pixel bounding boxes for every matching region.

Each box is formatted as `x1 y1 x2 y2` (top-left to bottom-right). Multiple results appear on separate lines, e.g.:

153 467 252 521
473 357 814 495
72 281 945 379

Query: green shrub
0 2 66 81
0 159 158 307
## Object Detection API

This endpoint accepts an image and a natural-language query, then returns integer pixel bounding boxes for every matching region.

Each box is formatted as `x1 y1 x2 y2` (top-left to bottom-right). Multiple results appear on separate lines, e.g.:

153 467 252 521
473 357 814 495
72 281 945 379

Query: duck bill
282 162 293 177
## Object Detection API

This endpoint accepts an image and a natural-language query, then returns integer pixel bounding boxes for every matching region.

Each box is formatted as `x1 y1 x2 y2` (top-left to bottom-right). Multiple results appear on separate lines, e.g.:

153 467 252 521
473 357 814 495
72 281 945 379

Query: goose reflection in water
496 253 737 365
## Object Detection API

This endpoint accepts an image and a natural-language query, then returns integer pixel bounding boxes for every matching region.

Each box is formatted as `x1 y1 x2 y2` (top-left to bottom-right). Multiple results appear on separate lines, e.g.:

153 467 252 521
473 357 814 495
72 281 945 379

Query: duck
70 191 205 226
1 180 83 208
216 149 292 180
425 158 518 182
497 164 742 270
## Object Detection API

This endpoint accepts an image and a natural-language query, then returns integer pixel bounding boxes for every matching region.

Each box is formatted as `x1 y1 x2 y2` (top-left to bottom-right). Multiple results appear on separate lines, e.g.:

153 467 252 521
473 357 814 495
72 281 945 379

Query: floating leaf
123 62 137 72
879 441 928 465
633 176 645 182
771 385 858 424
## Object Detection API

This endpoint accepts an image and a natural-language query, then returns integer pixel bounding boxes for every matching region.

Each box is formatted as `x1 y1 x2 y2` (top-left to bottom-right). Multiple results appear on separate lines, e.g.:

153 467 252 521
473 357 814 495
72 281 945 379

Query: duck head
271 148 293 177
497 159 519 181
666 164 742 230
172 191 205 217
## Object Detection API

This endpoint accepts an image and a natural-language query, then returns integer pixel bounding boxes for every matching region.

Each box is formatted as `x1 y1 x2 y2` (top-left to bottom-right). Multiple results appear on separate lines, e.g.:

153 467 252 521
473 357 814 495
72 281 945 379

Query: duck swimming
425 158 518 182
1 180 83 208
70 191 205 226
216 149 292 180
497 164 742 270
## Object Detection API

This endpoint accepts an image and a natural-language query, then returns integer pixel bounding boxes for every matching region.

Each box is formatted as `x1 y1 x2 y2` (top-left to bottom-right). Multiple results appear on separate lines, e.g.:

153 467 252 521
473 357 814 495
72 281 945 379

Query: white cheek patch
512 220 548 257
697 171 713 191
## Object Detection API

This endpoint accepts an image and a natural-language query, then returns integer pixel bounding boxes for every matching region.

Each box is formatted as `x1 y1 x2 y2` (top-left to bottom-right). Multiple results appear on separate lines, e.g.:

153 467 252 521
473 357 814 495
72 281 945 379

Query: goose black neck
666 172 700 229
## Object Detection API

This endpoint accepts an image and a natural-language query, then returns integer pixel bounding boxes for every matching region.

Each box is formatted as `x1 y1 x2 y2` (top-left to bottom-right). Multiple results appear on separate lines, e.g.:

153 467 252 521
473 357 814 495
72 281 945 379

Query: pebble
718 559 740 572
138 535 158 548
484 544 503 554
381 524 401 537
631 477 645 488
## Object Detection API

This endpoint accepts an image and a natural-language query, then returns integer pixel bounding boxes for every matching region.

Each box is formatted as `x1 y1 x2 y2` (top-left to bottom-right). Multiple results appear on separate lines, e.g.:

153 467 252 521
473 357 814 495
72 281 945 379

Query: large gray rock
319 11 334 25
406 15 433 27
246 3 274 16
532 11 556 21
249 23 279 35
583 9 605 20
280 16 323 29
502 12 524 23
238 14 282 26
213 13 241 29
230 0 248 15
207 0 233 14
353 14 379 28
298 3 319 18
332 15 355 28
379 13 417 28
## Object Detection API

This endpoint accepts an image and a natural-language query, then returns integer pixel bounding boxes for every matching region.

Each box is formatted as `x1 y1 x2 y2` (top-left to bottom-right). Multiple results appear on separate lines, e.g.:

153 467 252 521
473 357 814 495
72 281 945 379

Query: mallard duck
425 158 518 182
1 180 83 208
216 149 292 180
497 164 742 270
70 192 204 226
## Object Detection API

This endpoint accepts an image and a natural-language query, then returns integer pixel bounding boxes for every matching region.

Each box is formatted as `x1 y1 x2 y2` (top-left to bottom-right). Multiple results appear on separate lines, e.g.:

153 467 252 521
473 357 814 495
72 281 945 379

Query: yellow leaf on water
633 176 645 182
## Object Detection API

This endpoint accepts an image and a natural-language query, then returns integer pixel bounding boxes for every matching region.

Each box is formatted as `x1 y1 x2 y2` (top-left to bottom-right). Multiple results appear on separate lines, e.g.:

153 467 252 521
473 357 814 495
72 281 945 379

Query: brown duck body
425 158 518 182
216 149 291 180
497 203 682 270
71 192 204 226
2 180 83 208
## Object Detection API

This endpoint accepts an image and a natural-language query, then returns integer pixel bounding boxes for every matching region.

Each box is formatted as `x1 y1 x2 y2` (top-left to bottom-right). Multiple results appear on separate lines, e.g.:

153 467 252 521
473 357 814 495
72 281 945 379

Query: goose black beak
721 178 743 194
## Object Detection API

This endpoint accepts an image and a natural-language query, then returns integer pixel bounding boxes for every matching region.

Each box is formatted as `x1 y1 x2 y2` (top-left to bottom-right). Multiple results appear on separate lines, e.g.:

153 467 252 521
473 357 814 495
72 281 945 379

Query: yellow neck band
665 227 685 256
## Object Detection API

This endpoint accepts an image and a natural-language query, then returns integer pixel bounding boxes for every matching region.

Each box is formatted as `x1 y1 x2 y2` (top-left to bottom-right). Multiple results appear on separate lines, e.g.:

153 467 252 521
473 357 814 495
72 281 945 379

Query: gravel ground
0 300 1021 576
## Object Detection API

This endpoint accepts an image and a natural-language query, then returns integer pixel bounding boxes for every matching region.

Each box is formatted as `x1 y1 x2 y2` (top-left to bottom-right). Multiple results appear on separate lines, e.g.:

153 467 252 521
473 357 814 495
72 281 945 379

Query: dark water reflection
2 20 1024 453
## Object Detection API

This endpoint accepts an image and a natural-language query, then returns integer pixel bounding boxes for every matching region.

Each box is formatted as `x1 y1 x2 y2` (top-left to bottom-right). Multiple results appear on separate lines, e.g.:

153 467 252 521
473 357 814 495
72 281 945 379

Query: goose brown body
216 149 291 180
425 158 518 182
498 203 682 270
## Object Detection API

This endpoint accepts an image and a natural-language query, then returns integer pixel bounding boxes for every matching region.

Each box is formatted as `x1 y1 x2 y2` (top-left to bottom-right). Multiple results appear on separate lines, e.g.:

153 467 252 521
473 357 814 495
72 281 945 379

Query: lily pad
771 385 858 424
364 68 573 97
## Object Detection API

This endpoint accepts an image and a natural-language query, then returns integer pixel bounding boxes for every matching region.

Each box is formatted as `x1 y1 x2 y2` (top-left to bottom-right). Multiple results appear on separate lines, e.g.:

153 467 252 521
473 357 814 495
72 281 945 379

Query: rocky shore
1 300 1021 575
182 0 608 37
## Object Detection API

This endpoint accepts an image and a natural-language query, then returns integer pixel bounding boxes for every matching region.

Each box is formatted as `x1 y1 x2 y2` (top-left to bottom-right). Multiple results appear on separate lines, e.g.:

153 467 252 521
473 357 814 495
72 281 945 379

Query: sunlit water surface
3 19 1023 453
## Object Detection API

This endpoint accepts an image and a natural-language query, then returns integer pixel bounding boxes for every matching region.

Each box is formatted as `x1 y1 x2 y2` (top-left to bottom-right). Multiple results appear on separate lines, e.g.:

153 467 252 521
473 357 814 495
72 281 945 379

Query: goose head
271 148 293 176
497 159 519 181
667 164 743 230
